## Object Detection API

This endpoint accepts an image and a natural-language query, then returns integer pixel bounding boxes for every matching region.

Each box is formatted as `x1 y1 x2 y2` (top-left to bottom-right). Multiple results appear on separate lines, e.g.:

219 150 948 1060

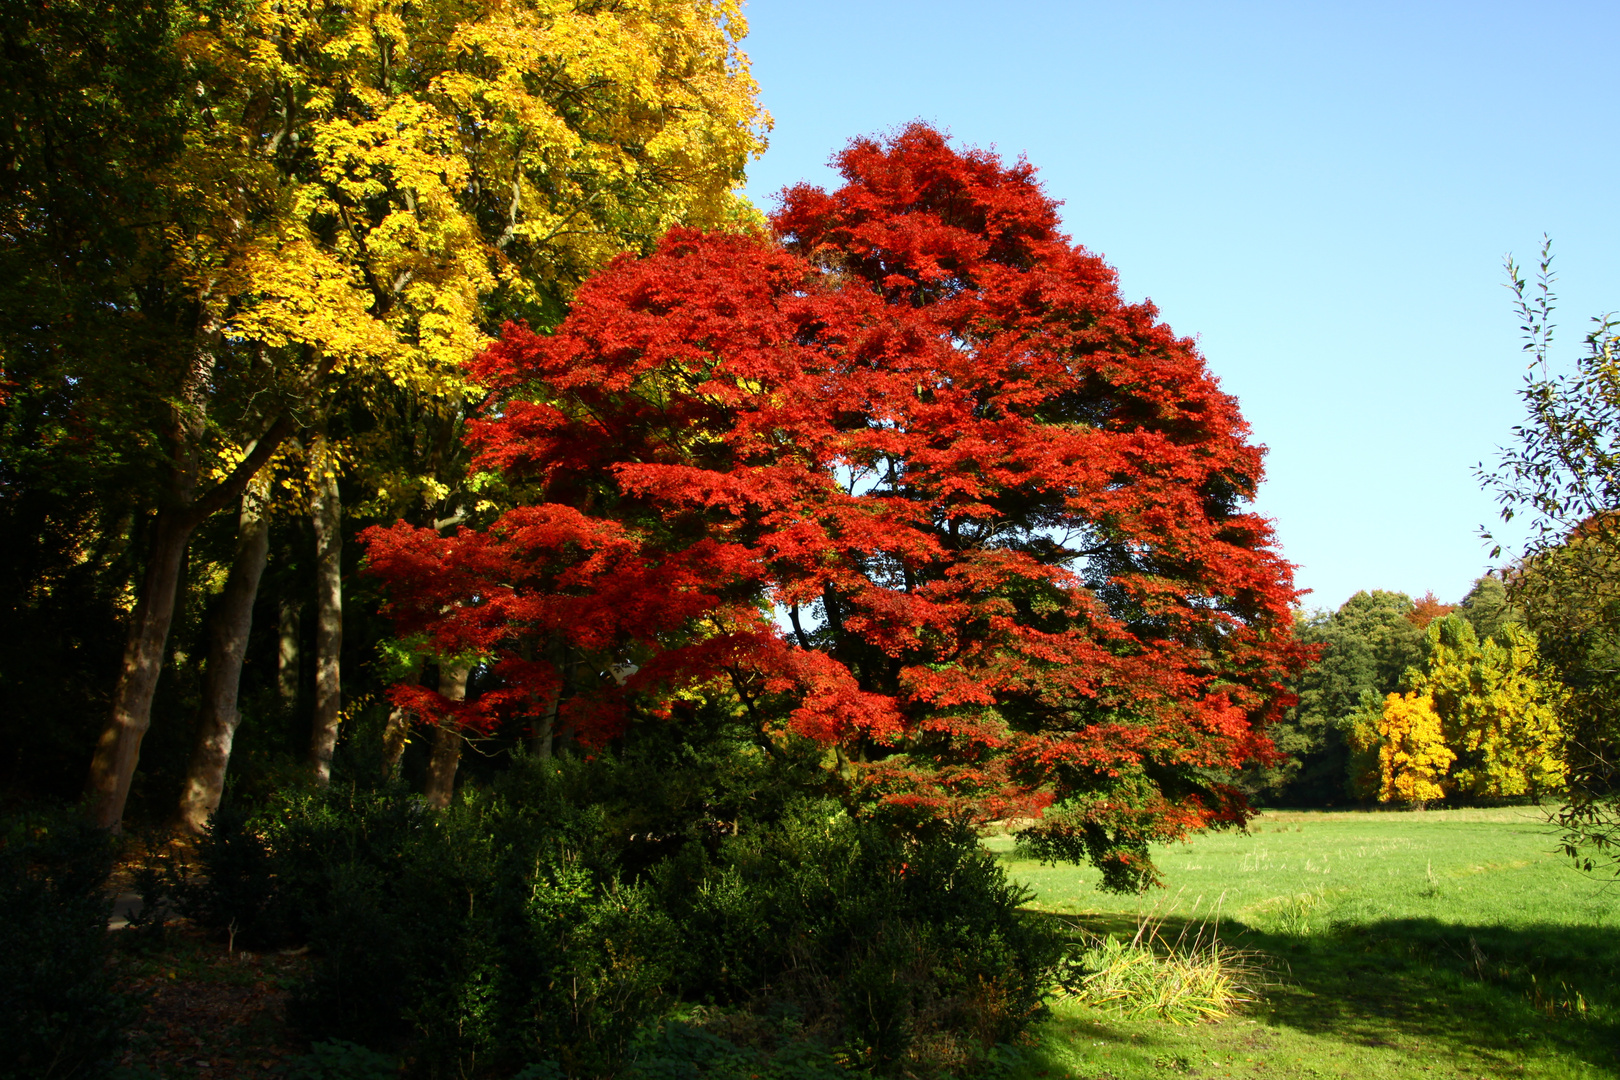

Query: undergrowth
147 754 1064 1078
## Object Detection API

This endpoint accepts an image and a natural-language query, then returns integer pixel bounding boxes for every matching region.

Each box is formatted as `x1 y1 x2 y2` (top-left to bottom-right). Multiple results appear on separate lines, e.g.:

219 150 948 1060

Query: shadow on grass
1037 909 1620 1072
1239 916 1617 1065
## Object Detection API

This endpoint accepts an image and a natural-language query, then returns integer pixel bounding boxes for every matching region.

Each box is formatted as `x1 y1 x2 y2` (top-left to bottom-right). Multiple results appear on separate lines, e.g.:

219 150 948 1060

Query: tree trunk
423 661 470 808
380 657 423 777
175 474 272 834
84 334 216 831
81 311 307 831
308 432 343 785
526 639 565 759
278 596 300 704
84 509 198 829
529 688 559 760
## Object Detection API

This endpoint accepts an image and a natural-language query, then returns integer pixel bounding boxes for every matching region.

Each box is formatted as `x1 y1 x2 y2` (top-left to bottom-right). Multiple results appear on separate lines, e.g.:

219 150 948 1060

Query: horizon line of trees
1254 575 1566 810
1259 240 1620 865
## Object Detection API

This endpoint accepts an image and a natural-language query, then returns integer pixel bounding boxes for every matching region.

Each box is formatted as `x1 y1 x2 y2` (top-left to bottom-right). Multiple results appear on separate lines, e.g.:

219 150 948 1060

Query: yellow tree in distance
1414 617 1567 800
1377 691 1455 808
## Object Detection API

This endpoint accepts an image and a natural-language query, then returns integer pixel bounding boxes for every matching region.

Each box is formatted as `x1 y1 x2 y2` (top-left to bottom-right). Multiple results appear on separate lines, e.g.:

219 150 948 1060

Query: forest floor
994 807 1620 1080
108 925 312 1078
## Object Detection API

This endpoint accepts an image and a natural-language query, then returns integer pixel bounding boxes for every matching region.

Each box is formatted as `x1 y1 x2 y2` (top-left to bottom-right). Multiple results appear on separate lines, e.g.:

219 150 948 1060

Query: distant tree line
1252 241 1620 866
1249 575 1564 809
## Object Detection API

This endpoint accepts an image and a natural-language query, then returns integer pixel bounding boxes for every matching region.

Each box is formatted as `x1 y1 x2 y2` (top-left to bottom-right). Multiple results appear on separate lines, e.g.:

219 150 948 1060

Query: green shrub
176 760 1060 1078
0 807 129 1079
655 802 1062 1074
178 769 673 1078
620 1019 848 1080
285 1039 400 1080
153 801 291 949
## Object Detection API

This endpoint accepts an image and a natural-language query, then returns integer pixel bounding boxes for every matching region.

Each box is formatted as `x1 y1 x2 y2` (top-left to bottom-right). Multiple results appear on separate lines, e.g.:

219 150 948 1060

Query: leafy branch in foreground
1480 237 1620 873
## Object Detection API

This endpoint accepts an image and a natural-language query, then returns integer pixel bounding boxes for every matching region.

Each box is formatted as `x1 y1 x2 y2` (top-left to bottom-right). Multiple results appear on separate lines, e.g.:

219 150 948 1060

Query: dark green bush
285 1039 400 1080
177 754 1059 1078
654 802 1061 1073
0 807 129 1080
618 1019 848 1080
154 800 290 949
177 769 672 1078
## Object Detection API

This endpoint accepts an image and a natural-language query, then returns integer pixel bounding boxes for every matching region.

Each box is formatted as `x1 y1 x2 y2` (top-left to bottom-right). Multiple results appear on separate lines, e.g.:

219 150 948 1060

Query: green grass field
993 808 1620 1080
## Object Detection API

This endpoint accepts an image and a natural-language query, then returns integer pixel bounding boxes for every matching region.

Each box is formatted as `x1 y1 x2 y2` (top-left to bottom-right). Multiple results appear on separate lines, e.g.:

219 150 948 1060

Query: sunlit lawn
992 808 1620 1080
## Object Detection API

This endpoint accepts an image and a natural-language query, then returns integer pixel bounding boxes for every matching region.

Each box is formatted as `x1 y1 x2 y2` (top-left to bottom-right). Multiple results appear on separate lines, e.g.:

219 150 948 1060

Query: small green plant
1055 919 1256 1024
122 836 180 950
1271 889 1324 936
1526 973 1590 1020
284 1039 399 1080
1420 859 1442 898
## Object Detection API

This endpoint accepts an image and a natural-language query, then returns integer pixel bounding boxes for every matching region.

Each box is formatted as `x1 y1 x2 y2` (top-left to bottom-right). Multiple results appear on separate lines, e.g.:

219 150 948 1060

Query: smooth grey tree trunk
308 432 343 785
84 339 215 831
82 314 309 831
423 661 470 808
526 639 571 759
529 689 559 760
176 473 272 834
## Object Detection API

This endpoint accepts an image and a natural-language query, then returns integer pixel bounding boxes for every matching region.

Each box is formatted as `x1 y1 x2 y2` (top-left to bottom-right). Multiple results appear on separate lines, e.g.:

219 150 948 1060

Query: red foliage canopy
362 125 1310 884
1407 590 1457 631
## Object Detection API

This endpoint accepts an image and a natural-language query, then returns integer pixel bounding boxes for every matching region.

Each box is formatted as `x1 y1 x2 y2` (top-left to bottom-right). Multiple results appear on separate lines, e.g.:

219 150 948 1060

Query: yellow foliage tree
1377 691 1455 808
1417 617 1566 800
81 0 769 828
171 0 768 395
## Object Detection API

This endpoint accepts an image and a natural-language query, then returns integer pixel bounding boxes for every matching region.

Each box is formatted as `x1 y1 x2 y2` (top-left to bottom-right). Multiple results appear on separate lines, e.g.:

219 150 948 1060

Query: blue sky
736 1 1620 612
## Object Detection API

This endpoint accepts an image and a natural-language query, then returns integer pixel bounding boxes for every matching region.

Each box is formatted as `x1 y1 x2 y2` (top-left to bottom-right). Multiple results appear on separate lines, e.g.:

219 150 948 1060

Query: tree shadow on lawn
1225 916 1616 1070
1032 909 1620 1071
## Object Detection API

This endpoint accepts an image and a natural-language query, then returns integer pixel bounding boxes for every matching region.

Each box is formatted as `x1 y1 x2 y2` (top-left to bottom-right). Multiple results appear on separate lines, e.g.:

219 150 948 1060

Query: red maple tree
363 124 1309 887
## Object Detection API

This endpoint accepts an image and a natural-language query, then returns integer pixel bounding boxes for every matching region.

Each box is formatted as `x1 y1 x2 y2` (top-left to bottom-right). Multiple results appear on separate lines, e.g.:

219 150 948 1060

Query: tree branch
184 410 299 526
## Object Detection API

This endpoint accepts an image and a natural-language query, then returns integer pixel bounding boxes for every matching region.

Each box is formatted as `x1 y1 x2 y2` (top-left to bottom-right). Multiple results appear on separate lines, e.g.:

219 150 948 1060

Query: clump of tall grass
1056 898 1259 1023
1271 888 1326 935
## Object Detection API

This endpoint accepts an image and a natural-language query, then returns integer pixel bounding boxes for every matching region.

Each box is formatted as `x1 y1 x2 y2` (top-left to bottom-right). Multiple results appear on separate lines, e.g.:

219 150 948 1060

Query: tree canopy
364 124 1309 889
0 0 769 828
1414 616 1564 800
1255 590 1423 803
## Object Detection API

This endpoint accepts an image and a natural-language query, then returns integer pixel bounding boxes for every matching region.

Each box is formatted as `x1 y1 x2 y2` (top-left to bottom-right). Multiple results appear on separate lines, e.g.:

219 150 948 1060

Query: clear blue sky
736 0 1620 612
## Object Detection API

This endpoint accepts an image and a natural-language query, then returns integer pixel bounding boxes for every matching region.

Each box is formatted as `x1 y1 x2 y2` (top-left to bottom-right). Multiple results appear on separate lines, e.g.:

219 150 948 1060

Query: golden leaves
157 0 767 410
1376 692 1454 807
1366 618 1568 805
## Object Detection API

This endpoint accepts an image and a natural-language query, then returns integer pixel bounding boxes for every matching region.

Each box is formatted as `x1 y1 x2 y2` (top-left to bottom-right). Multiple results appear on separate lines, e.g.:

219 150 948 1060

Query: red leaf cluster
1407 589 1457 630
363 124 1310 849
